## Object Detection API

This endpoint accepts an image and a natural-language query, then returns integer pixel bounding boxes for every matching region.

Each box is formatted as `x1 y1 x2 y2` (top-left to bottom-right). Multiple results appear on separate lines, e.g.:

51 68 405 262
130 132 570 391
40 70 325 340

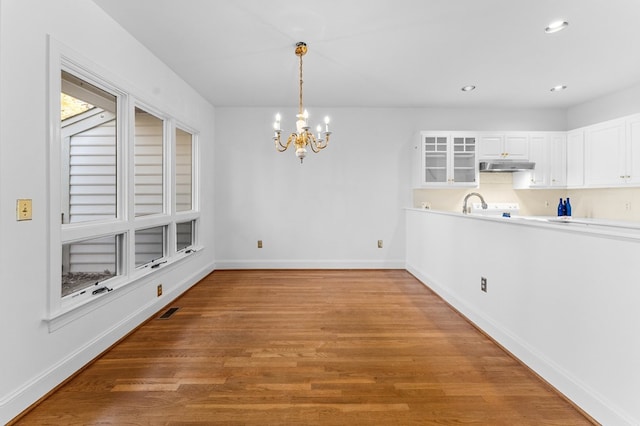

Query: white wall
214 107 565 268
0 1 215 422
406 210 640 426
568 82 640 129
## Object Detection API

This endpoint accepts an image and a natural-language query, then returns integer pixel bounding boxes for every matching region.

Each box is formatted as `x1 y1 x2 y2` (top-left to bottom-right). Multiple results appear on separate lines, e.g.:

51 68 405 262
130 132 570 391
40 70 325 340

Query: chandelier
272 42 332 163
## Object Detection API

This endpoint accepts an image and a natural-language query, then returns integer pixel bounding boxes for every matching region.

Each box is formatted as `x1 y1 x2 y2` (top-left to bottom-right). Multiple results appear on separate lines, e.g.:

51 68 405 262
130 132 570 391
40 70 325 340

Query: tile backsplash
413 173 640 222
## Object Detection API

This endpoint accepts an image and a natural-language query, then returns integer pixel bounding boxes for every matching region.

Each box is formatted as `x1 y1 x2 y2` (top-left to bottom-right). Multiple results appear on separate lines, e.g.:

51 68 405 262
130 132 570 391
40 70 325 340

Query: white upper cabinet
566 129 585 188
625 114 640 185
571 114 640 188
416 132 478 187
548 133 567 187
478 135 504 160
504 133 530 160
479 133 529 160
516 132 565 189
526 134 548 187
584 118 627 187
413 114 640 190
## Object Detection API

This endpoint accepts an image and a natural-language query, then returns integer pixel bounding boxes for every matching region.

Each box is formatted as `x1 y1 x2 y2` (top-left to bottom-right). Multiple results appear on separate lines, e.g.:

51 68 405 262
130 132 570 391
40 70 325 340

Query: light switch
17 199 32 221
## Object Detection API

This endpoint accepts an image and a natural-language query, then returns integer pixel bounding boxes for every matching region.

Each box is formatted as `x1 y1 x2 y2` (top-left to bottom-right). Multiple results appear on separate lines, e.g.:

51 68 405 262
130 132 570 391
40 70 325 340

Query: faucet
463 192 487 214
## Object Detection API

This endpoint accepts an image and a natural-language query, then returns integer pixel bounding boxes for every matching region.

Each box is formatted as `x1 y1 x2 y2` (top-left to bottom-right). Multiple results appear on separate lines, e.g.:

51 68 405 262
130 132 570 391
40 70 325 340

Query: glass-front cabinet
419 131 478 187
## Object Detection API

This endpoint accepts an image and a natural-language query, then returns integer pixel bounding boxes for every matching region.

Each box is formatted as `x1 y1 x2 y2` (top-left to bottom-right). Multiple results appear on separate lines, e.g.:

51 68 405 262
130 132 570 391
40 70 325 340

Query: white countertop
406 208 640 241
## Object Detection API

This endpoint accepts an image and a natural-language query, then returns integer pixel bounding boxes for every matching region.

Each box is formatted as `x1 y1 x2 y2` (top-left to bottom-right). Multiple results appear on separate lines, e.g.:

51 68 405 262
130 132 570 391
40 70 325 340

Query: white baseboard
215 259 405 270
405 262 636 426
1 263 214 425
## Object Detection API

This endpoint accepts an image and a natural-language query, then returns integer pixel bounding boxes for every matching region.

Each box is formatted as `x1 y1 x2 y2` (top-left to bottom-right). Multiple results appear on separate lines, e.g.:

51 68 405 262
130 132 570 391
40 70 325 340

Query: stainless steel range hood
479 160 536 172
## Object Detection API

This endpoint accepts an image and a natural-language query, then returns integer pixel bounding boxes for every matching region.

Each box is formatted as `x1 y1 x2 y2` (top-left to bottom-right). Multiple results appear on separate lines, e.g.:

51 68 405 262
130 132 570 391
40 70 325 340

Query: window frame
48 39 202 329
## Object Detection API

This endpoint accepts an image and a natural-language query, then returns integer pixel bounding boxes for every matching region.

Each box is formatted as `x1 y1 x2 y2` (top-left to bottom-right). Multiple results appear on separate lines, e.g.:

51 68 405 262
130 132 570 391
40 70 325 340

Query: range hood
479 160 535 172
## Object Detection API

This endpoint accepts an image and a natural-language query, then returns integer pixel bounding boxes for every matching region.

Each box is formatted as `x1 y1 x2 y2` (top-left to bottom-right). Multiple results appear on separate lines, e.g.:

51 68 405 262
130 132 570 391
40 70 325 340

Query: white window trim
47 37 202 330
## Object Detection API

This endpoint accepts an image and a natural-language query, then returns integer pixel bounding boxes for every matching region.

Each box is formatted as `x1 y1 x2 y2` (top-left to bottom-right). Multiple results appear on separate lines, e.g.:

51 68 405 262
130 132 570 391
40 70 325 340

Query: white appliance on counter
470 202 520 217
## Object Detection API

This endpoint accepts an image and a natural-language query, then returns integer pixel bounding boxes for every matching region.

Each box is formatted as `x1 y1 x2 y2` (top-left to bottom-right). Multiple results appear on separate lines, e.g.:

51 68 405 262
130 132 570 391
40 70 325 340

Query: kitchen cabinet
413 114 640 190
417 131 478 187
584 118 627 187
515 132 565 189
479 133 529 161
566 129 584 187
573 114 640 188
525 134 548 187
548 133 567 187
626 114 640 185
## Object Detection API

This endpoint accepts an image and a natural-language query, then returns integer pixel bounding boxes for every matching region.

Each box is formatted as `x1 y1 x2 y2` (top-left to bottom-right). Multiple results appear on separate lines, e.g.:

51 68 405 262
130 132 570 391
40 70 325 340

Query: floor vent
158 307 179 319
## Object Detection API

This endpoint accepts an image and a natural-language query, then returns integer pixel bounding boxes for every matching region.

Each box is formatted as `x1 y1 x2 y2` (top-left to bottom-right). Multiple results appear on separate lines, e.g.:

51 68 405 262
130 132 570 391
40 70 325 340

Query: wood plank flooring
14 270 593 425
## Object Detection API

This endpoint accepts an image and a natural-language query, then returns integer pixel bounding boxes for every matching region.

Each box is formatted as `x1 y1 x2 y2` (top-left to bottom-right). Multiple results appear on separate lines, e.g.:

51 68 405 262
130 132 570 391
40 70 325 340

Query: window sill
47 245 204 332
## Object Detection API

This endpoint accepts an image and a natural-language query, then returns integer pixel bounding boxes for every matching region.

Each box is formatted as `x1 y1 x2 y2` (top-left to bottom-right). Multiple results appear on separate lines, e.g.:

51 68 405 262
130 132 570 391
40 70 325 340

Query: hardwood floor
15 270 593 425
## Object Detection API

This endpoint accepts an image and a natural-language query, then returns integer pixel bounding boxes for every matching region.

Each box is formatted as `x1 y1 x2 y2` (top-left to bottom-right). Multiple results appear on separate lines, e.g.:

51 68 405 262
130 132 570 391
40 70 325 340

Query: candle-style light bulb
274 113 281 131
303 109 309 125
316 124 322 139
324 116 330 132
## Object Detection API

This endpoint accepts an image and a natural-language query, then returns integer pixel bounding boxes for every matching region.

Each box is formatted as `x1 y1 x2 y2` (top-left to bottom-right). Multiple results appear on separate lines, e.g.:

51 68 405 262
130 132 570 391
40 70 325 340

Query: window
61 234 121 297
61 70 118 224
175 128 193 212
134 107 164 216
176 220 195 252
50 47 201 321
135 226 166 267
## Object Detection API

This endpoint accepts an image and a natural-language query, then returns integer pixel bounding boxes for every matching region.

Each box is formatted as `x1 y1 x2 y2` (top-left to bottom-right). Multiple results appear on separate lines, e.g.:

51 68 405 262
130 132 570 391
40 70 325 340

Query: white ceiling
92 0 640 109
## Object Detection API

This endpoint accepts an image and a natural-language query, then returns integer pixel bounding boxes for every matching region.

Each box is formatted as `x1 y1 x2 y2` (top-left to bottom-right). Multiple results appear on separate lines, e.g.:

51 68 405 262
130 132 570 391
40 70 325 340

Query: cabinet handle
620 175 625 179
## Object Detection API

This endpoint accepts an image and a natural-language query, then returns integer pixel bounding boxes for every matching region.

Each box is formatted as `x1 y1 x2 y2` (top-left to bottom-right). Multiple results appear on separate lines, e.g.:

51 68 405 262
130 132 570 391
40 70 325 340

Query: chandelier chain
298 54 304 115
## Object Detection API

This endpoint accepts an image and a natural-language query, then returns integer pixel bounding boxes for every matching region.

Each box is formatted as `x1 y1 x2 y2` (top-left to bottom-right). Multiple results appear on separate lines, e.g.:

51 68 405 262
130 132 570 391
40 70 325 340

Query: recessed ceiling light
550 85 567 92
545 20 569 34
461 85 476 92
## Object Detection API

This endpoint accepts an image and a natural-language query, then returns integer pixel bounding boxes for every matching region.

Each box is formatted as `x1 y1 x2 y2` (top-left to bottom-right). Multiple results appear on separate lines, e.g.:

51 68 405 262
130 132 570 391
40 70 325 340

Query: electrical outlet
480 277 487 293
157 284 163 297
377 240 383 248
257 240 263 248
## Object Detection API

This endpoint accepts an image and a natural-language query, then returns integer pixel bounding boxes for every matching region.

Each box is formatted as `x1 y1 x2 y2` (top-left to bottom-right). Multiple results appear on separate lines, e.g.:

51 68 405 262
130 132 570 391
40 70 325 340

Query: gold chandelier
272 42 332 163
